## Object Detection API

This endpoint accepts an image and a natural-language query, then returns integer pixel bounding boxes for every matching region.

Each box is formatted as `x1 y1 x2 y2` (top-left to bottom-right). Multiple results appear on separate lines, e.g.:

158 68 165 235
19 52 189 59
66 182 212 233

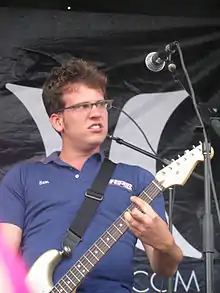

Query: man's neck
59 146 100 171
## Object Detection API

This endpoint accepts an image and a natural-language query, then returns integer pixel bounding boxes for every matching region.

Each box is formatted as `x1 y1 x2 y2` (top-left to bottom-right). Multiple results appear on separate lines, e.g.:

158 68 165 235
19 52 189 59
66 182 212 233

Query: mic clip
145 41 179 72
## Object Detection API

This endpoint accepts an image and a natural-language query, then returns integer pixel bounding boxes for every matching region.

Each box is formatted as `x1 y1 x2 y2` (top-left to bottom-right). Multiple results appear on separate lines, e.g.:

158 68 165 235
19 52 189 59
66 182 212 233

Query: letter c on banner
151 273 167 293
133 270 150 293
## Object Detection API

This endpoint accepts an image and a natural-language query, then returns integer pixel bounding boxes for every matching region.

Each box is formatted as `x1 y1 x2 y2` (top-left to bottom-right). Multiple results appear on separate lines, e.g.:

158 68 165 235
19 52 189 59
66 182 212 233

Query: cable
209 164 220 226
175 42 220 228
112 105 157 155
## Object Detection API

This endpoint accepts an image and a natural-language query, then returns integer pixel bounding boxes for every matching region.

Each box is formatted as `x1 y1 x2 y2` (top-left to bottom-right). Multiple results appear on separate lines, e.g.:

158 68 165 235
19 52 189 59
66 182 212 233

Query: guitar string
51 182 162 293
52 182 162 293
51 181 163 293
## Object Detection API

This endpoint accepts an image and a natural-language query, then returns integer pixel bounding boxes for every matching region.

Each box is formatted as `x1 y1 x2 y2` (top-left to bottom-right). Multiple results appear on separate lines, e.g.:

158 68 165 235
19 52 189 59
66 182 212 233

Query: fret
126 207 132 213
74 265 85 277
63 280 72 291
79 255 93 271
143 190 154 202
68 268 82 284
101 233 115 247
84 254 95 267
96 237 110 251
109 224 123 239
139 183 162 204
65 274 76 286
70 271 80 282
85 249 99 265
89 248 99 260
77 260 89 273
152 180 163 191
114 216 127 233
106 230 116 241
90 244 103 259
50 286 60 293
111 217 126 233
113 223 123 234
60 280 70 293
94 243 104 255
118 215 126 224
56 283 67 293
99 237 110 248
75 260 89 274
66 270 77 286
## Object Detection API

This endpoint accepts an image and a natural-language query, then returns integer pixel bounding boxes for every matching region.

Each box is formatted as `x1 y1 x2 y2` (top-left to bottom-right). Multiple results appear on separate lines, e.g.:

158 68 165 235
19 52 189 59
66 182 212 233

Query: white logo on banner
6 83 202 259
133 270 200 292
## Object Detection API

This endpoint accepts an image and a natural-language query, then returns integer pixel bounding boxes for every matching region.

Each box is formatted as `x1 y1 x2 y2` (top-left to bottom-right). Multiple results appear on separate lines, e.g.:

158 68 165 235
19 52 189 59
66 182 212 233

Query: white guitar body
26 250 76 293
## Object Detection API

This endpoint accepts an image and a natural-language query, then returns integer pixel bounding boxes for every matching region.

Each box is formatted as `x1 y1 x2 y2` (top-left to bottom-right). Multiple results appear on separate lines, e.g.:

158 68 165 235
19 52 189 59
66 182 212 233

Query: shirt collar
42 150 105 166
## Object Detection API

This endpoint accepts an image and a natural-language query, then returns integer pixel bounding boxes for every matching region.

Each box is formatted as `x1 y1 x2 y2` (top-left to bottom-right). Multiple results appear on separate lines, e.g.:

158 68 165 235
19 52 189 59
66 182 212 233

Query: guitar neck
51 179 164 293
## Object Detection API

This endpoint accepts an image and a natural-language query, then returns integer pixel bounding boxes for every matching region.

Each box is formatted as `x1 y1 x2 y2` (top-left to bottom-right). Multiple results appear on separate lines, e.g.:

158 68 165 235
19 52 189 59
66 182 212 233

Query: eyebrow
72 100 105 104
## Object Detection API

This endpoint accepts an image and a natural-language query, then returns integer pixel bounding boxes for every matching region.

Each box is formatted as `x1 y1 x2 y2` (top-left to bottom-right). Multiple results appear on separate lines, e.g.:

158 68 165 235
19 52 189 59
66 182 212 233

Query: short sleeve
0 165 25 229
134 166 167 223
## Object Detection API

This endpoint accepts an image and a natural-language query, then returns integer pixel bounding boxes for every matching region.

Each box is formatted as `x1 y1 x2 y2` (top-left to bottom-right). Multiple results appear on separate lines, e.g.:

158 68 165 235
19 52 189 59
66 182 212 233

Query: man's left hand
124 196 173 253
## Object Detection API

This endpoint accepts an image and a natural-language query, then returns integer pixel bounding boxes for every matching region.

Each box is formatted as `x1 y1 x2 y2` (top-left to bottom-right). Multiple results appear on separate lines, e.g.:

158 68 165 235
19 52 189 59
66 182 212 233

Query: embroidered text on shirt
39 180 50 186
109 179 133 191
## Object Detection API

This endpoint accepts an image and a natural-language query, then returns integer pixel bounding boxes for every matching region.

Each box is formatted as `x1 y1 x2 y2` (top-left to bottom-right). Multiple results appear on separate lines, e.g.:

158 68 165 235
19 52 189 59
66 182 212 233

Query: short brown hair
42 58 107 116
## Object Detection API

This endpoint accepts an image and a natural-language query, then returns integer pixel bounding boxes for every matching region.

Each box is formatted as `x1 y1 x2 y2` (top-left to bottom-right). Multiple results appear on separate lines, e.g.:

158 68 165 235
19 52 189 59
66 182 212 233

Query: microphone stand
166 53 215 293
107 135 175 293
167 186 174 293
202 141 214 293
107 135 167 164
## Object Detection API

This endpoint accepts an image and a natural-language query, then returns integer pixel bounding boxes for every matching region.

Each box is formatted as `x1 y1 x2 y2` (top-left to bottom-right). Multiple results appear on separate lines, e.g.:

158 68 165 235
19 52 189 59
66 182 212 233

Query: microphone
145 41 177 72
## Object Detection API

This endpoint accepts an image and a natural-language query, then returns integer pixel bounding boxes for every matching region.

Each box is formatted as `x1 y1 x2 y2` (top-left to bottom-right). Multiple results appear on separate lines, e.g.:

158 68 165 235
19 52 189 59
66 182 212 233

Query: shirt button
75 174 80 179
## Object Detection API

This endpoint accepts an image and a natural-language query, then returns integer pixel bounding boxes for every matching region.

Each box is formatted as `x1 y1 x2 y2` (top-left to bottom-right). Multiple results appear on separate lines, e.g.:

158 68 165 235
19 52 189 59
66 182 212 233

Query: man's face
51 83 109 151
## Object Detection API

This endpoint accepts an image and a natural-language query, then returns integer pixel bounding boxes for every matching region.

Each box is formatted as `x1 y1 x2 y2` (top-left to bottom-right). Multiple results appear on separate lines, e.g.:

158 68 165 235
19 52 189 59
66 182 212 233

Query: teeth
90 125 100 129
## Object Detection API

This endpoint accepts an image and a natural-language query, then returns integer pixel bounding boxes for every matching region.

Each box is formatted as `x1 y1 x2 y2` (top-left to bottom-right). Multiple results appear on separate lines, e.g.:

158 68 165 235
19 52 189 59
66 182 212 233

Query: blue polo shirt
0 152 166 293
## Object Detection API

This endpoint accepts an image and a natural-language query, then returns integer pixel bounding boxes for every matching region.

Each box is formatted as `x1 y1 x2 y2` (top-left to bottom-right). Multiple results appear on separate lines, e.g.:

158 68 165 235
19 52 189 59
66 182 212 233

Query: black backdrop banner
0 7 220 292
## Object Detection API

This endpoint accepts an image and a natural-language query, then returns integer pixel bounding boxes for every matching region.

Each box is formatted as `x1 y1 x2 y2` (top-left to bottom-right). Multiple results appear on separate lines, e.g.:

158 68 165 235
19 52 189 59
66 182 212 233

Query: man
0 58 183 292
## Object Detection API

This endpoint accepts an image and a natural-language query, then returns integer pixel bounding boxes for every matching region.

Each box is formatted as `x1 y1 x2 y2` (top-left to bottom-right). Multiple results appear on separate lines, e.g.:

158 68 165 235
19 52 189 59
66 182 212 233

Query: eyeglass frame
54 99 114 114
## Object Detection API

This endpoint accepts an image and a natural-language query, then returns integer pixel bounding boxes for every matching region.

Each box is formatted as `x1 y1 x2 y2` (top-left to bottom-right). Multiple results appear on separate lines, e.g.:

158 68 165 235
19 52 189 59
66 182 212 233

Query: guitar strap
62 157 117 256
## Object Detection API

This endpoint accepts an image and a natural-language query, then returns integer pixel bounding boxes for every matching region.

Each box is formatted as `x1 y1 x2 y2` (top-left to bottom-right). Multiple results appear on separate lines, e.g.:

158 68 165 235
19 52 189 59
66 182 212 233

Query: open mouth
88 123 102 130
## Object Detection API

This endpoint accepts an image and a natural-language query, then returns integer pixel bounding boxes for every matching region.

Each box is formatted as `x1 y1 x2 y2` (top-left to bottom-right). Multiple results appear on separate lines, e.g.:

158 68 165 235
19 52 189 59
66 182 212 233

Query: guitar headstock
156 143 214 189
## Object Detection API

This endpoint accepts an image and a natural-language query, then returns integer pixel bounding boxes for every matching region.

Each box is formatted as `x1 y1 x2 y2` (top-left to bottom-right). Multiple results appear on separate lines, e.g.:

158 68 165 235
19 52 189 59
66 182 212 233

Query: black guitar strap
62 157 117 256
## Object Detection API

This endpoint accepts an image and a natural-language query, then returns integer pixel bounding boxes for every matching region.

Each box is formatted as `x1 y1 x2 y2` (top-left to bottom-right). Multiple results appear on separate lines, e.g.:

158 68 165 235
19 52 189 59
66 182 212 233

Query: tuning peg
192 145 196 148
178 154 181 158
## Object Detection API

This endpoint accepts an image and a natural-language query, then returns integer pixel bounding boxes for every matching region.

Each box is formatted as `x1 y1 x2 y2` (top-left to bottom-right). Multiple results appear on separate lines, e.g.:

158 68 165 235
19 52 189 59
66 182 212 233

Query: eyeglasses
56 99 113 113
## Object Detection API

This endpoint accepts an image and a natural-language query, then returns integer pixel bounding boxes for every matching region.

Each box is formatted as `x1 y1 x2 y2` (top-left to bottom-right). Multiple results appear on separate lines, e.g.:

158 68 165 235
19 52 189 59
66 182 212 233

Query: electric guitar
26 143 214 293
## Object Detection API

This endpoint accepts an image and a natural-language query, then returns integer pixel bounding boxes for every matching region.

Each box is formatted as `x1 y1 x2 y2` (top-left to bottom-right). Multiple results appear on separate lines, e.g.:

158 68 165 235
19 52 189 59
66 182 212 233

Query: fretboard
50 179 164 293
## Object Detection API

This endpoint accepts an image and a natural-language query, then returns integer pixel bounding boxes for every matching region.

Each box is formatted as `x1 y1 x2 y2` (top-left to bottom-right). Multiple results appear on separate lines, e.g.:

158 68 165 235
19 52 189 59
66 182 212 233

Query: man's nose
89 104 102 116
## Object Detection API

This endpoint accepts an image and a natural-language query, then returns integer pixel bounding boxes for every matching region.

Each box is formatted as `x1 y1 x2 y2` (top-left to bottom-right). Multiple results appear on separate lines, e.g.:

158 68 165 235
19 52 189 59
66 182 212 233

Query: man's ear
50 113 63 133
